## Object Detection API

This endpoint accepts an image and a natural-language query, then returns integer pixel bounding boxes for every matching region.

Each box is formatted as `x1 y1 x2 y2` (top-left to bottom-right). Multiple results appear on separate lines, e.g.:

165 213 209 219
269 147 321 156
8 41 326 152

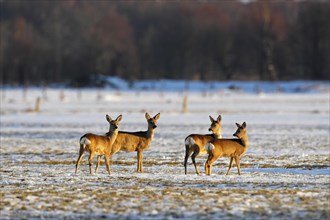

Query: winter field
0 81 329 219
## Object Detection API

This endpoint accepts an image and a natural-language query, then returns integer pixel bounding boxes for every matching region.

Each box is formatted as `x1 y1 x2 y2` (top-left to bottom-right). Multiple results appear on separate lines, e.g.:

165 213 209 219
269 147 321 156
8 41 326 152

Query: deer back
81 133 116 155
112 131 151 153
209 138 248 158
186 134 217 153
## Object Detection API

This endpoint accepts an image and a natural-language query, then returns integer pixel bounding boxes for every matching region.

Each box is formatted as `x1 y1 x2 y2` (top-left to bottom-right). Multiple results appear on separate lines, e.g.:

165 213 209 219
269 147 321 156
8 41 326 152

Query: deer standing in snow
75 114 122 175
184 115 222 175
205 122 248 175
96 112 160 173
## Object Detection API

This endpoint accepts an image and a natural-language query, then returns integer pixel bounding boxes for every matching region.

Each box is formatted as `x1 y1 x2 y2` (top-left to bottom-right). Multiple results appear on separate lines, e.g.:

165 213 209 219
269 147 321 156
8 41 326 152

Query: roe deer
184 115 222 175
96 112 160 173
75 114 122 175
205 122 248 175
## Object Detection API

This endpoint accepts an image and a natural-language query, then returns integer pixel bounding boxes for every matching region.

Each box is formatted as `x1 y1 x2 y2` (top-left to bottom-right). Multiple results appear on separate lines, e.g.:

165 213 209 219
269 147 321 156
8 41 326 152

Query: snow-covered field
0 83 329 219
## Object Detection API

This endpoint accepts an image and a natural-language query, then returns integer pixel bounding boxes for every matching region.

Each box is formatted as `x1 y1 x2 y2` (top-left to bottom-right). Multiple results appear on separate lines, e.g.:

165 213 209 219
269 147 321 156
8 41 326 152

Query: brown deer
75 114 122 175
205 122 248 175
96 112 160 173
184 115 222 175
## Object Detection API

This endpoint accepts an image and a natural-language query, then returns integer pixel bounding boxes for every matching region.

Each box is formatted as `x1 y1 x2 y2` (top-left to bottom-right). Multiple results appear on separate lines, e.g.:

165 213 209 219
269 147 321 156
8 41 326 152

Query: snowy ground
0 85 329 219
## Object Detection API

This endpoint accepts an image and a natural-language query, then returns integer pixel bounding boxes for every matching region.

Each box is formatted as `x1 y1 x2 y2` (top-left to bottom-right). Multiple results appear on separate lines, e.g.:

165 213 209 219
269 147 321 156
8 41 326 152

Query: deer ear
145 112 151 120
153 113 160 120
235 122 241 128
116 114 122 122
106 114 112 122
217 115 222 122
209 115 215 123
242 122 246 128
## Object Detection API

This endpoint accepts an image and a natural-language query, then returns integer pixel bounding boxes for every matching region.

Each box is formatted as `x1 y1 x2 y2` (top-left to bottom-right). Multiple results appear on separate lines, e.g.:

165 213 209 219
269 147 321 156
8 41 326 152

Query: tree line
1 0 329 86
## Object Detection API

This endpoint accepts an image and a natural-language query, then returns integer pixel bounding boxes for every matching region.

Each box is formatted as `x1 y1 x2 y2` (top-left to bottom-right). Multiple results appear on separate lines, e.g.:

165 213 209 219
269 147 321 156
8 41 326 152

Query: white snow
0 81 329 219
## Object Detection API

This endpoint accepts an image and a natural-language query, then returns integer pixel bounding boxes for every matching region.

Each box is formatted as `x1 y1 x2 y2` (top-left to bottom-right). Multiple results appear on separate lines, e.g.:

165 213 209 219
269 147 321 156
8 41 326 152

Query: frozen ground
0 84 329 219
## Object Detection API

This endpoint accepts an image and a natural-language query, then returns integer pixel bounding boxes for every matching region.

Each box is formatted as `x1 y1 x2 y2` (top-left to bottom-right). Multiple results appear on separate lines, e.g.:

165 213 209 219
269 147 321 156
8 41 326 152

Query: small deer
96 112 160 173
205 122 248 175
184 115 222 175
75 114 122 175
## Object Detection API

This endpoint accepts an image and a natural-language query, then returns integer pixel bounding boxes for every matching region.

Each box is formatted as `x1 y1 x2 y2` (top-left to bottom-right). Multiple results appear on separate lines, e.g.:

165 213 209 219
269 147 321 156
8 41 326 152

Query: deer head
208 115 222 135
233 122 247 138
106 114 122 133
145 112 160 130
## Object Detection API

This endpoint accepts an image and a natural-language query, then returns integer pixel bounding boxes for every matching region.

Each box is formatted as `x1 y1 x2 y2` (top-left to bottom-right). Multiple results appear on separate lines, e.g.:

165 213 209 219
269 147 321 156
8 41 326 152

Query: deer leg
205 160 209 175
205 159 212 175
226 157 234 175
105 155 111 175
205 153 221 175
205 153 213 175
75 148 85 174
184 145 193 175
88 152 95 175
234 156 241 175
191 148 200 175
137 150 144 173
95 155 101 173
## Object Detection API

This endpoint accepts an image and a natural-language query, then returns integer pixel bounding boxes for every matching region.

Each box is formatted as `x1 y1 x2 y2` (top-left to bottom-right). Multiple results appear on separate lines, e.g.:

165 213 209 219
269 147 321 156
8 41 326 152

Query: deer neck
146 128 155 139
213 130 222 139
107 130 118 137
240 135 249 147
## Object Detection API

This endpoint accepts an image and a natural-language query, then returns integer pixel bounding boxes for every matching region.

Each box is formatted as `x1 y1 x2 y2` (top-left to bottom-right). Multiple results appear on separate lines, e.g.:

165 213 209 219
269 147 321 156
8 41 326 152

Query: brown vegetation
1 0 329 86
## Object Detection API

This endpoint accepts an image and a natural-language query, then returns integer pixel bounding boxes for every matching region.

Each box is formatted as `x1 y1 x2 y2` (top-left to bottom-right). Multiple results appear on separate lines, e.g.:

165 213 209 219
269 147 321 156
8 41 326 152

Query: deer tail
205 142 215 153
185 137 195 147
80 136 91 149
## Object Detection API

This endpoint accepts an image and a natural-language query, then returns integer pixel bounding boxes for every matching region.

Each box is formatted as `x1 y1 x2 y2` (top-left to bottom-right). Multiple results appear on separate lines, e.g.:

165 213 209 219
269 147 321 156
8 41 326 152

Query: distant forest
1 0 329 86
